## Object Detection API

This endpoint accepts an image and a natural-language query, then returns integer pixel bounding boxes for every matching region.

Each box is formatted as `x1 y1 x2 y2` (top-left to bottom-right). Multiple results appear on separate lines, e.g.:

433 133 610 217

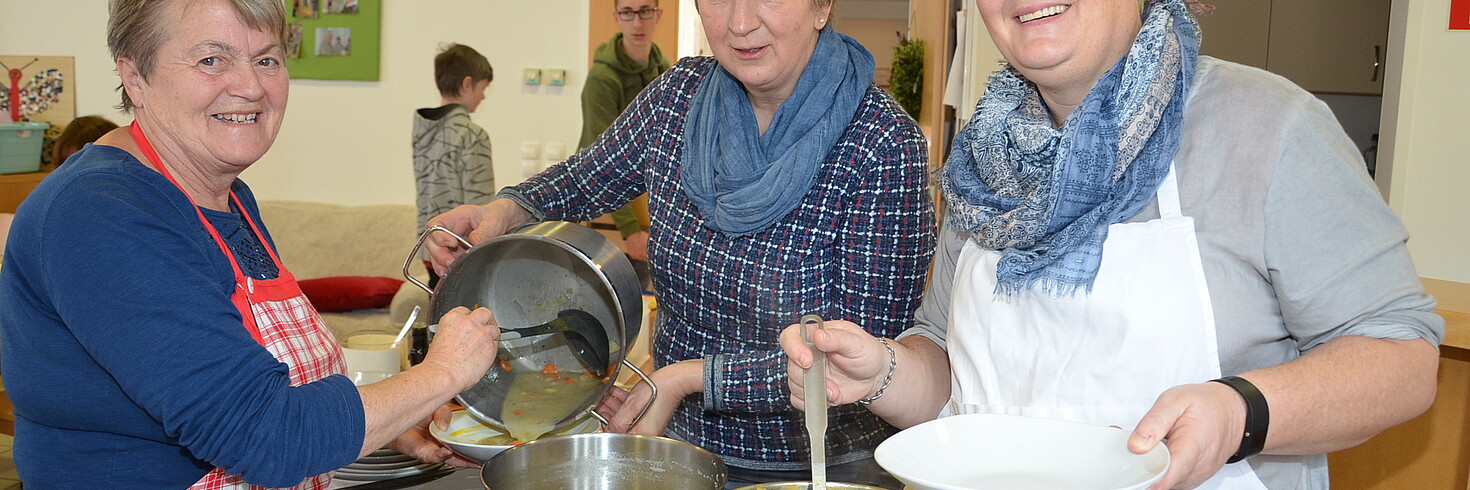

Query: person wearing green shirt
581 0 670 266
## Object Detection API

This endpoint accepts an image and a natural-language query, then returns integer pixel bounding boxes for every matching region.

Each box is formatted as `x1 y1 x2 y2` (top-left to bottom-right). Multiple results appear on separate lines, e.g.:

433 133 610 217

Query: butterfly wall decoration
1 57 66 123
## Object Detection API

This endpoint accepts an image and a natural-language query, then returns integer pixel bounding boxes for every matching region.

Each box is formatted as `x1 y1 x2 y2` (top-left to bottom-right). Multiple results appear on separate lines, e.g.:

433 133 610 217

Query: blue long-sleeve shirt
0 145 363 488
501 57 936 470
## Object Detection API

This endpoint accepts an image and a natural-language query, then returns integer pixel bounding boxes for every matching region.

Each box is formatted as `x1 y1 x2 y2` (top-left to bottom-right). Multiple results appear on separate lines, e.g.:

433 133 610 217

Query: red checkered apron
130 124 347 490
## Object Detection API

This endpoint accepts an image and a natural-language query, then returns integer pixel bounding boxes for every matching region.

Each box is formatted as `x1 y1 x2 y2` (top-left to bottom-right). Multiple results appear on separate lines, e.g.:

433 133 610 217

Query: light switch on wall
522 68 542 85
543 142 567 162
520 142 542 160
521 160 540 180
547 69 567 86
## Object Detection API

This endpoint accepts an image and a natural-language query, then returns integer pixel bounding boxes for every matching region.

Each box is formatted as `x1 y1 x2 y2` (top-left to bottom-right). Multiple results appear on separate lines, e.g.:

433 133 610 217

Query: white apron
947 167 1268 489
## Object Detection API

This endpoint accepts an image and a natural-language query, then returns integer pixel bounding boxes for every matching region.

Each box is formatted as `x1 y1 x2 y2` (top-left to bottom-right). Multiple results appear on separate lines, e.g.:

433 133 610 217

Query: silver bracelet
855 338 896 406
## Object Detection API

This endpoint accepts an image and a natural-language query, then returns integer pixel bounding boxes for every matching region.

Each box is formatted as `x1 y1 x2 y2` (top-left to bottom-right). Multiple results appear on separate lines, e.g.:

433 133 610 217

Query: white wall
0 0 589 206
1381 0 1470 282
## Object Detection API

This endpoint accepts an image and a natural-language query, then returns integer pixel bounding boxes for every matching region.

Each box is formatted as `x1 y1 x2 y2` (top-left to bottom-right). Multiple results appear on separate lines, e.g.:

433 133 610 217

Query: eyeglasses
616 8 659 21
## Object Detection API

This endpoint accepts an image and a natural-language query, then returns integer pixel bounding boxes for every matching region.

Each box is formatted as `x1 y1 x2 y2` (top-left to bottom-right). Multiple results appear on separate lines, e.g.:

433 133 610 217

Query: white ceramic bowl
874 413 1170 490
429 409 601 463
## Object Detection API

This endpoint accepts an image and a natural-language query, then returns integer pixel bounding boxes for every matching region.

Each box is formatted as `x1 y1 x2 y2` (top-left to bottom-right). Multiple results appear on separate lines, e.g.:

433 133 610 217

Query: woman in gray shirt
781 1 1443 489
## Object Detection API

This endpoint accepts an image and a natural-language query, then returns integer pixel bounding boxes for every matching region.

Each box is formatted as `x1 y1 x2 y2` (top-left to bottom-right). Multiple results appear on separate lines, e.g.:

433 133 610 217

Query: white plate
428 409 601 463
874 413 1169 490
341 458 420 471
351 452 413 465
333 463 440 481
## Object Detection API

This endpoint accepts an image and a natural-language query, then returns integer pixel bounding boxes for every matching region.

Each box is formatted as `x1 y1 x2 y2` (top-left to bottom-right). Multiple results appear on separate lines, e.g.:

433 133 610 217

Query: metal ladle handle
402 225 473 295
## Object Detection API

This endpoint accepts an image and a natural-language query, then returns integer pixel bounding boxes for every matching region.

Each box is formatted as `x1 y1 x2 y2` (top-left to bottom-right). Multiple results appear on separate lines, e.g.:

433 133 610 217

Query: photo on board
293 0 319 19
314 27 352 57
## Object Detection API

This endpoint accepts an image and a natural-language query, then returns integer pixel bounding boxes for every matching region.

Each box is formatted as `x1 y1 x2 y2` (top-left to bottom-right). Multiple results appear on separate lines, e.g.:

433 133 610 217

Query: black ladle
499 309 610 376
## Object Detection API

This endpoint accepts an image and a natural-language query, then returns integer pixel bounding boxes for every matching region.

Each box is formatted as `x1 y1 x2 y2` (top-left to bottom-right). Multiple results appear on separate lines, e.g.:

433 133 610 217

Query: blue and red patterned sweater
501 56 935 470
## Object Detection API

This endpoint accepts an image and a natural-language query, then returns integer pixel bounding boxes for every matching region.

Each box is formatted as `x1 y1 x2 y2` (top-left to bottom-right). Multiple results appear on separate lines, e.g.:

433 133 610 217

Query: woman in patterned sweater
425 1 934 486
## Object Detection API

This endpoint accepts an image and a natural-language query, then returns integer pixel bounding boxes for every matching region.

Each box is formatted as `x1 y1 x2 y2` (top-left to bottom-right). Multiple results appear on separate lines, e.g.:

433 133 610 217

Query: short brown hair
51 116 121 165
108 0 287 112
615 0 660 8
434 43 494 97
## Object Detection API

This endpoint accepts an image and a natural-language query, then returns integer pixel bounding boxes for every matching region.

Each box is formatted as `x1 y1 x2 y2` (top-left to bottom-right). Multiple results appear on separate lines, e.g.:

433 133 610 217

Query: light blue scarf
682 27 876 237
942 0 1200 295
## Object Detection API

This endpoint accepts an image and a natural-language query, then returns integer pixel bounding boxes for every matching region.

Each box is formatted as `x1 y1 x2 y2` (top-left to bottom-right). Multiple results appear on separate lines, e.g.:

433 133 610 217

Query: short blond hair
108 0 287 112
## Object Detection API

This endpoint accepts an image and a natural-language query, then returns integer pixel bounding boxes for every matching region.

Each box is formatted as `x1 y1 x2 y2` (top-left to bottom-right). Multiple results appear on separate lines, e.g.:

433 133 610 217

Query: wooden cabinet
1327 281 1470 489
0 170 50 214
1194 0 1272 70
1196 0 1390 95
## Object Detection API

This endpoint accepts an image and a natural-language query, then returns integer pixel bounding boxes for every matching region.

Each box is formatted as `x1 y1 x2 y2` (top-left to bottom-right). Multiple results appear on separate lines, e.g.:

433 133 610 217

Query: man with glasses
581 0 669 276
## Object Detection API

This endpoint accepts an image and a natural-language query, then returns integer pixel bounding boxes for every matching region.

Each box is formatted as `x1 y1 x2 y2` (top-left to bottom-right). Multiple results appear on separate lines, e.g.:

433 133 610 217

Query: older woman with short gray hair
0 0 502 487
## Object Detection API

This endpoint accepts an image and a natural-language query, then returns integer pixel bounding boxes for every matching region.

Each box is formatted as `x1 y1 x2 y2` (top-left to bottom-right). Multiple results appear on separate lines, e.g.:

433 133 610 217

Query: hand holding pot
598 359 703 436
420 306 502 392
424 199 533 275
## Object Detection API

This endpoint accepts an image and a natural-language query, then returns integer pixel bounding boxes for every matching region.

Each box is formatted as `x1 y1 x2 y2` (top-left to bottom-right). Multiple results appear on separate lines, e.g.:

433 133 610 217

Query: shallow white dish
333 462 440 481
874 413 1169 490
341 457 420 471
428 409 602 463
350 451 413 465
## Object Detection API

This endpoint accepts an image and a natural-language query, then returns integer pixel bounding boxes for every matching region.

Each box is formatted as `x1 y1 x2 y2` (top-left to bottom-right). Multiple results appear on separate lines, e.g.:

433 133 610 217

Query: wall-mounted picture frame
325 0 358 14
293 0 319 19
315 27 351 56
284 0 379 81
286 23 304 59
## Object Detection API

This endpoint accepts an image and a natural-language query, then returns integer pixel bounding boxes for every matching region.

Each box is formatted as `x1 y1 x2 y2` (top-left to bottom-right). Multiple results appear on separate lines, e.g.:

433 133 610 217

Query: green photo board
284 0 380 81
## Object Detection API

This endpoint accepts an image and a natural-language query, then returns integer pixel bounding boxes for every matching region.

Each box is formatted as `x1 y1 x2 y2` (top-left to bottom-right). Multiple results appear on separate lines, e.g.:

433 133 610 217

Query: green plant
890 33 924 120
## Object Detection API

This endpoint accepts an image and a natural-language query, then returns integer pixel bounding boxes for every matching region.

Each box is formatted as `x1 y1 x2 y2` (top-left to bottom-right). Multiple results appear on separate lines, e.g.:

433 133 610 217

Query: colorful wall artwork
1452 0 1470 30
285 0 379 80
0 55 74 126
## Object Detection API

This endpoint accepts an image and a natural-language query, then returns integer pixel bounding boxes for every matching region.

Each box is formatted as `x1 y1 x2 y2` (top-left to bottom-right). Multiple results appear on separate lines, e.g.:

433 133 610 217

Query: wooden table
1327 280 1470 489
0 170 50 214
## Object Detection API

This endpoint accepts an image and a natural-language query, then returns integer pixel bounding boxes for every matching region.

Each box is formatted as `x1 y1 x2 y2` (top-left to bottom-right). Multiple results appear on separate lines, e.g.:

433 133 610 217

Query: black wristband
1210 376 1269 464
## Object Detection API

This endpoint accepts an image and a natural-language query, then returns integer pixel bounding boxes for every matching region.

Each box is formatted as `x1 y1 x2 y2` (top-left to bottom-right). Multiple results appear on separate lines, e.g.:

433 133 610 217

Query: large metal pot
479 433 728 489
403 221 654 434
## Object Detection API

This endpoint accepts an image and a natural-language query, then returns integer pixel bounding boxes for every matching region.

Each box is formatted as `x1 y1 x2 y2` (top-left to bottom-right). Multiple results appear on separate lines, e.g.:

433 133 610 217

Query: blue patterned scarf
942 0 1200 295
682 27 875 237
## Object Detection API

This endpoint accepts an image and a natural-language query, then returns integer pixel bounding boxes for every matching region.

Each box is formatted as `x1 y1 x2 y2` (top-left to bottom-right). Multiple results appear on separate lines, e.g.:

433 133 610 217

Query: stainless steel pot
403 221 654 434
479 433 728 489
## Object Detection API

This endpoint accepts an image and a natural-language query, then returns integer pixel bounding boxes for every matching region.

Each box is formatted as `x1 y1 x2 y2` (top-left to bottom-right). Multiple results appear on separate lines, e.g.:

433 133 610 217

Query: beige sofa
256 200 431 340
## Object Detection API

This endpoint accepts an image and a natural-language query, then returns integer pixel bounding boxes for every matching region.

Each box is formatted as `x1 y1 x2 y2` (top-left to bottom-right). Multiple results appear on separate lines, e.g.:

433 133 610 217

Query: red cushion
297 276 404 312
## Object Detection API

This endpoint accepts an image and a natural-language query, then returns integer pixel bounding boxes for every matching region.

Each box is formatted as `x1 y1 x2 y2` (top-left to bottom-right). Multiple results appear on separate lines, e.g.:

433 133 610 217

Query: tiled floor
0 433 19 488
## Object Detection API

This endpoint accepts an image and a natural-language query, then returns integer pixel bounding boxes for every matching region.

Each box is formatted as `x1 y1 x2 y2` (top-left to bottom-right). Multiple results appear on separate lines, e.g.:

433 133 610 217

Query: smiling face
698 0 831 104
976 0 1142 107
119 0 288 172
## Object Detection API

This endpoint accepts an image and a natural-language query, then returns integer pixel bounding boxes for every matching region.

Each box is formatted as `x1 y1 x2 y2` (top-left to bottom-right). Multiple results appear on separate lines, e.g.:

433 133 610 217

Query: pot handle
590 359 659 430
402 225 474 295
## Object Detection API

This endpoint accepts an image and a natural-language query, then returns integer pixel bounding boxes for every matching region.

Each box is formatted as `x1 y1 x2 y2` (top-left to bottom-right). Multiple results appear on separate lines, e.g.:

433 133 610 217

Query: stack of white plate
333 449 443 484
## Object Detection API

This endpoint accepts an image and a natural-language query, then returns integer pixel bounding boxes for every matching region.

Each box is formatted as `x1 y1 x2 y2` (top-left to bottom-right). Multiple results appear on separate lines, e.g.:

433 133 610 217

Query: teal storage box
1 122 51 174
